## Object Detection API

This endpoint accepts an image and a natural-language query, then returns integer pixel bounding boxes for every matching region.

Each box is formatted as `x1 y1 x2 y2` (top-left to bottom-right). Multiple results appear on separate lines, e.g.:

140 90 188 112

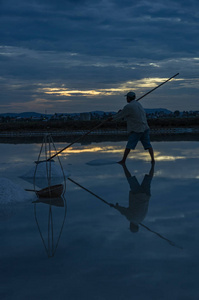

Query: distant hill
0 112 42 118
145 108 172 114
18 112 46 118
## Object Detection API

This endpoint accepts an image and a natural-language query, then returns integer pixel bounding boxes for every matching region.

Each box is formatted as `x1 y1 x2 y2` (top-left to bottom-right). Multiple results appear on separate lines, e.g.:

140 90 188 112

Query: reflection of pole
140 223 183 249
68 178 112 206
68 177 183 250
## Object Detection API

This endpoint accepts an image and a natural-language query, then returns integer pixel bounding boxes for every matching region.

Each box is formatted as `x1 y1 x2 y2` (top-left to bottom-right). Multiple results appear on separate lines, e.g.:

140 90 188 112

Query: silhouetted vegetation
148 117 199 127
0 117 199 132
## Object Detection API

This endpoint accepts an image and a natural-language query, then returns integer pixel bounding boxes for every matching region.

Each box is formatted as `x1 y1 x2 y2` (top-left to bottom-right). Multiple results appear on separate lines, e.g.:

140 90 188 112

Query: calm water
0 139 199 300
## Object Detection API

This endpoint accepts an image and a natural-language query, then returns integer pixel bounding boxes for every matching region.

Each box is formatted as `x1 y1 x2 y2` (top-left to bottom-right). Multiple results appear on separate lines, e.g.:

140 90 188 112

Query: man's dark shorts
126 129 152 150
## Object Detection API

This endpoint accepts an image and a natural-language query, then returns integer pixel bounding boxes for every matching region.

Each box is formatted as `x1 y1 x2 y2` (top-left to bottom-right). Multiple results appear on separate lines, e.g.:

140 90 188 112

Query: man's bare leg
118 148 131 164
148 147 155 163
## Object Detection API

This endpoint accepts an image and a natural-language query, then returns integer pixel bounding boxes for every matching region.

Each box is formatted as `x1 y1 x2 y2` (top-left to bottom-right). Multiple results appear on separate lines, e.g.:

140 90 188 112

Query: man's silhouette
113 163 154 232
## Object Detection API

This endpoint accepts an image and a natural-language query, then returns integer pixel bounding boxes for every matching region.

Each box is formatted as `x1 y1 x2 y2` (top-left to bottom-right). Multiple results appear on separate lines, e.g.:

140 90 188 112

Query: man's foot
117 160 126 165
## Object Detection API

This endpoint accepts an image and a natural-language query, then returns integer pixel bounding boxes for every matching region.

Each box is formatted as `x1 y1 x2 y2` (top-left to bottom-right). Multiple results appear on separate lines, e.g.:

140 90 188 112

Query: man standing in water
111 91 155 164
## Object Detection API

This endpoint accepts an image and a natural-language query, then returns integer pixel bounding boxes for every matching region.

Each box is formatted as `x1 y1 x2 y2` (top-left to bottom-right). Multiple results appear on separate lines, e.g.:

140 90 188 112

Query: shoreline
0 127 198 144
0 127 199 137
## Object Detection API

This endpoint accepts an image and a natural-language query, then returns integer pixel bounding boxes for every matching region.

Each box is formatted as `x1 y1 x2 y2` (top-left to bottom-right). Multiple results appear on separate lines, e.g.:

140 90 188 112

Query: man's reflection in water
68 168 182 249
113 163 155 232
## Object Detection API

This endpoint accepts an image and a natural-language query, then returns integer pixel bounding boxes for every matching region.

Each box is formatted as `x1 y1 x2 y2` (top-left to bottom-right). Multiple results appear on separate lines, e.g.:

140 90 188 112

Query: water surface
0 140 199 300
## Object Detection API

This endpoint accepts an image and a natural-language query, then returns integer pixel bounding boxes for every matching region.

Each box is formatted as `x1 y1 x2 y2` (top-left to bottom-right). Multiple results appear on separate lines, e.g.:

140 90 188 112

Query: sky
0 0 199 114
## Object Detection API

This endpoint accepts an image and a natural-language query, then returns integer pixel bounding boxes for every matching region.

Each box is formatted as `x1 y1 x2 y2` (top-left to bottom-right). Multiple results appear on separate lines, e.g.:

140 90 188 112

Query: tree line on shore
0 116 199 132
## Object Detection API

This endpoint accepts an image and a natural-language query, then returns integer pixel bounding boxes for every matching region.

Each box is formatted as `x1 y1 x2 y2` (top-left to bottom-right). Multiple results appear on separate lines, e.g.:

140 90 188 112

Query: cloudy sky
0 0 199 114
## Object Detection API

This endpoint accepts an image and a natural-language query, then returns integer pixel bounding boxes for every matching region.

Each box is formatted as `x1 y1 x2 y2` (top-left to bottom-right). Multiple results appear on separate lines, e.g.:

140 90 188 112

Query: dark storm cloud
0 0 199 112
1 0 197 57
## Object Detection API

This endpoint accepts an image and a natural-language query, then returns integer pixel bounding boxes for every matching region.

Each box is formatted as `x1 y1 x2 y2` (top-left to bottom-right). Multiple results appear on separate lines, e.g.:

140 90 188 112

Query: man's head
125 91 136 102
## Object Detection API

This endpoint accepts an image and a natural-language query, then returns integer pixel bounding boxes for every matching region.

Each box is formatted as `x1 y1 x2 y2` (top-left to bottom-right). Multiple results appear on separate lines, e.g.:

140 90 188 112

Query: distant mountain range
0 108 172 118
145 108 172 114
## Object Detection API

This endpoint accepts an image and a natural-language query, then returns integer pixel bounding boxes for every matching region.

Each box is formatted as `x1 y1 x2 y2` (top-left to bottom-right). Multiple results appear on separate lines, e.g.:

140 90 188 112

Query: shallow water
0 139 199 300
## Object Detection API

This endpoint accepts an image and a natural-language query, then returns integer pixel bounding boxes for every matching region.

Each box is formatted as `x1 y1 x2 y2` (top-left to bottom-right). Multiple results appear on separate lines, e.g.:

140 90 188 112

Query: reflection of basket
32 196 65 207
26 184 64 198
36 184 64 198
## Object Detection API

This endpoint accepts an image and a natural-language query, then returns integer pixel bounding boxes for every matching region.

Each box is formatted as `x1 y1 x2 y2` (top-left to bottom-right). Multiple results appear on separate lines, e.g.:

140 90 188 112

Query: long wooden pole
35 119 109 163
136 72 179 101
47 119 108 162
35 73 179 163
